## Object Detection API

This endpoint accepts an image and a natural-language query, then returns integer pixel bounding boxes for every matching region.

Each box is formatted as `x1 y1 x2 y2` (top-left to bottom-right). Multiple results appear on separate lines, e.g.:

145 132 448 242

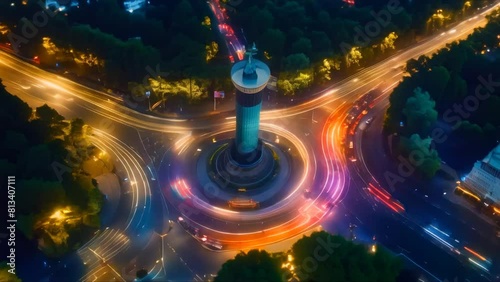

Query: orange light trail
456 186 481 201
464 246 487 261
367 183 405 213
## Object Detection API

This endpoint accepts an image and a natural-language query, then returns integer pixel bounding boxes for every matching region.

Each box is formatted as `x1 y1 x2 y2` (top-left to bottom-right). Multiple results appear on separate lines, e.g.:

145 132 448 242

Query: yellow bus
228 199 259 209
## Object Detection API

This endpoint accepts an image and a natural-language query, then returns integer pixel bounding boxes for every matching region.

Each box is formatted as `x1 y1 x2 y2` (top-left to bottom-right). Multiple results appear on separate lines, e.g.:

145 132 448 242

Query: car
366 117 374 124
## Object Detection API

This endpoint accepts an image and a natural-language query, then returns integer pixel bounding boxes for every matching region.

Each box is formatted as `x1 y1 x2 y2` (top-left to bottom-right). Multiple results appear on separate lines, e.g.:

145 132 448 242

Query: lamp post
145 91 151 111
160 233 166 275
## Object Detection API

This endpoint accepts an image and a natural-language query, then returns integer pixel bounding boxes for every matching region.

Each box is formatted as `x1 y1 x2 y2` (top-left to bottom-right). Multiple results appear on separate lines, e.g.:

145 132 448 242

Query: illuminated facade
230 43 270 165
45 0 78 10
123 0 146 12
463 144 500 204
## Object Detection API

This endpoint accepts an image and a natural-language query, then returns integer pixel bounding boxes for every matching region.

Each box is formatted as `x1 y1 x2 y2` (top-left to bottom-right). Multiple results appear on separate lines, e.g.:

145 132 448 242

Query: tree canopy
215 249 283 282
0 262 21 282
0 79 104 257
384 7 500 172
215 231 403 282
402 88 438 136
290 231 402 282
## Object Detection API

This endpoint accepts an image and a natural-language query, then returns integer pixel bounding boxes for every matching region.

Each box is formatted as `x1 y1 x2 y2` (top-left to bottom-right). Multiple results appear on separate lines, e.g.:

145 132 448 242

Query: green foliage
0 79 32 130
283 53 310 71
214 231 403 282
385 8 500 169
291 38 312 55
2 131 28 157
0 159 16 175
17 179 66 214
83 214 100 228
258 29 286 67
0 0 220 90
0 262 22 282
0 83 103 258
63 174 98 211
398 134 441 178
291 231 402 282
402 88 438 136
215 249 284 282
17 214 35 239
277 72 313 96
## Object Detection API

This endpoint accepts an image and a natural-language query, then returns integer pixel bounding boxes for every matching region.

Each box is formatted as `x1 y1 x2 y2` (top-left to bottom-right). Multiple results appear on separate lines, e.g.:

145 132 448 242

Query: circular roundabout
158 45 347 250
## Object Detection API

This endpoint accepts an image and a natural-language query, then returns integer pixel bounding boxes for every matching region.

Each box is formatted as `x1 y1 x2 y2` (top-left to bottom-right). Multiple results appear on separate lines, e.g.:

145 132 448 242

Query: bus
228 198 259 209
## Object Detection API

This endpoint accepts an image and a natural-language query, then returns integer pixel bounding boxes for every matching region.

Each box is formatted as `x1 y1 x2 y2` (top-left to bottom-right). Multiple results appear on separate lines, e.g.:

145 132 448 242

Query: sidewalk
386 136 499 229
441 178 499 228
94 173 121 226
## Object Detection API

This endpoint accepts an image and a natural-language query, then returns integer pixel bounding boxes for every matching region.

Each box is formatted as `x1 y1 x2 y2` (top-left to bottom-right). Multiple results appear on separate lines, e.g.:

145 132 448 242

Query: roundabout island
159 44 346 250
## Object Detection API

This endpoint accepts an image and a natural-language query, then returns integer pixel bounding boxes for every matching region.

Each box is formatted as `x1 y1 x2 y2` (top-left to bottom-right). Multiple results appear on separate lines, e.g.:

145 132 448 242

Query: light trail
468 258 490 272
464 246 488 262
0 1 496 260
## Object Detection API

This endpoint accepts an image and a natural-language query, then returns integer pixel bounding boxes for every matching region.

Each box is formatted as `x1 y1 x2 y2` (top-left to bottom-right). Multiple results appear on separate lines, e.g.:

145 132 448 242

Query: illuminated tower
230 43 270 165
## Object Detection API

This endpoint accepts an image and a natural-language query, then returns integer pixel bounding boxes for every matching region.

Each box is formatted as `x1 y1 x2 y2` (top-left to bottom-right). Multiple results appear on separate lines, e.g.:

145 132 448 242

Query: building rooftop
483 144 500 170
231 43 270 94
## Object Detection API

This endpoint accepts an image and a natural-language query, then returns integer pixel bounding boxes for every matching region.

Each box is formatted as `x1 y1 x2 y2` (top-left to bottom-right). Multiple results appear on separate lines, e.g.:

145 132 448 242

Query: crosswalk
78 228 130 281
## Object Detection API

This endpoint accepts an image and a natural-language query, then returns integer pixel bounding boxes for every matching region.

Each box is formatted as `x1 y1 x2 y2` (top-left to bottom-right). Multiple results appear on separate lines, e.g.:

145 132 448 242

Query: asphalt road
1 3 499 281
348 98 500 281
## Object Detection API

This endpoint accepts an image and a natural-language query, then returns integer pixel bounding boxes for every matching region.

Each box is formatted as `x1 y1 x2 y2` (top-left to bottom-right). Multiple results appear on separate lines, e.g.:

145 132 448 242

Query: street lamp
145 91 151 111
155 232 168 276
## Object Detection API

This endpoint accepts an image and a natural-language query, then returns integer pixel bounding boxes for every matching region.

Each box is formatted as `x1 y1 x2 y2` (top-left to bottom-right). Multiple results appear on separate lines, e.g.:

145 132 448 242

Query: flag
214 91 225 98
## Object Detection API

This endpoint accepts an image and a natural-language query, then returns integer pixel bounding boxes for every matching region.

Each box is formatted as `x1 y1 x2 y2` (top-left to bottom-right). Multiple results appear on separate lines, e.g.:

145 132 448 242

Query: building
45 0 79 10
463 144 500 204
123 0 146 12
44 0 147 13
230 43 270 165
210 43 278 190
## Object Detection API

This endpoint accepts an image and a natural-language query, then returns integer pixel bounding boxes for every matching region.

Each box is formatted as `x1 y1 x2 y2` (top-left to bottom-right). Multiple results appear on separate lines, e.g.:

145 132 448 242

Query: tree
318 58 341 83
0 79 32 129
405 56 427 75
17 144 57 179
380 32 399 53
291 37 312 55
418 66 450 103
398 134 441 179
0 262 21 282
345 47 363 68
128 82 150 101
69 118 85 141
402 88 438 136
258 29 286 67
252 9 274 36
215 249 283 282
441 71 467 107
0 80 103 259
277 79 295 95
291 231 402 282
283 53 310 71
2 130 28 160
310 31 332 55
17 179 66 214
274 1 308 30
35 104 66 137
